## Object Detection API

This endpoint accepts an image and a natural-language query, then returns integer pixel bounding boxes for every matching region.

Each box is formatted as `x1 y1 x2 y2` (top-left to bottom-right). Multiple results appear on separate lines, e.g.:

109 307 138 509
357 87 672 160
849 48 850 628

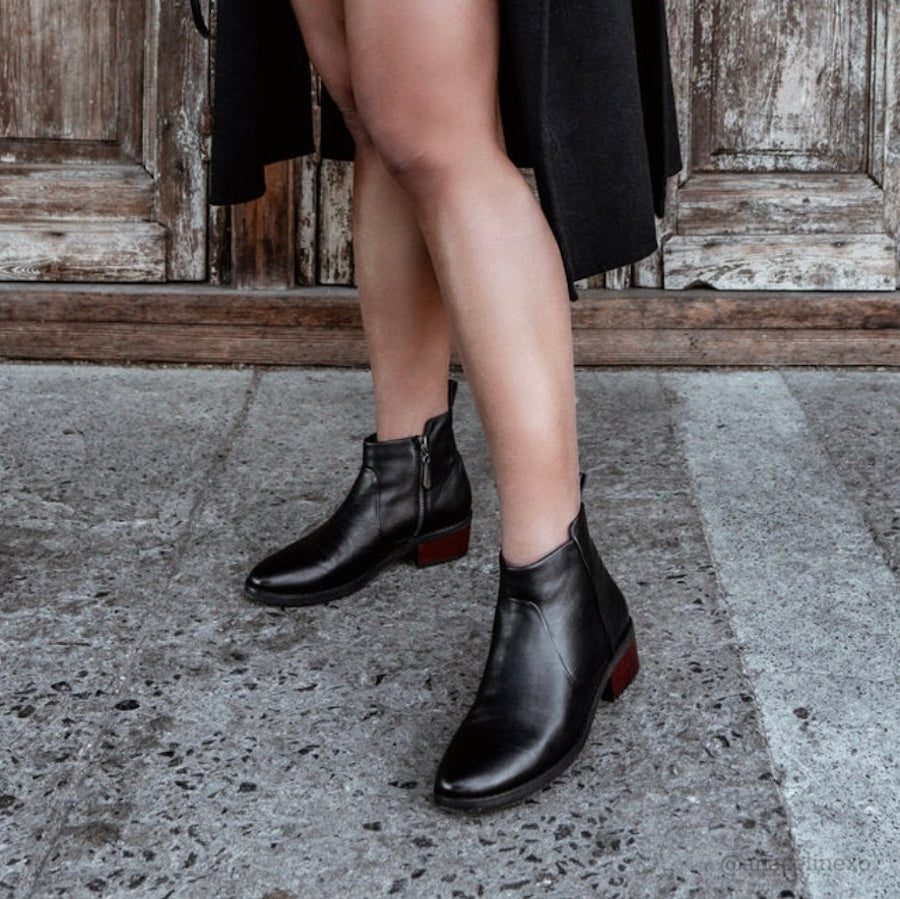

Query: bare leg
353 146 453 439
343 0 581 566
290 0 451 440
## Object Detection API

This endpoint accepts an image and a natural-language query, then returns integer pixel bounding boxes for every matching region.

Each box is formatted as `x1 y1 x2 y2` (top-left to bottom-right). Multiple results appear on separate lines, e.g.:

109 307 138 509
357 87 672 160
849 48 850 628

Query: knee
364 117 462 197
329 80 457 183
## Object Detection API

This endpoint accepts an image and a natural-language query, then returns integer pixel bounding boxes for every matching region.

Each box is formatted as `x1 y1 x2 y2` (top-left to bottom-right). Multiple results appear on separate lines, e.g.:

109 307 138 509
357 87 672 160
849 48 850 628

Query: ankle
498 472 582 566
374 394 451 441
500 504 581 568
375 408 448 442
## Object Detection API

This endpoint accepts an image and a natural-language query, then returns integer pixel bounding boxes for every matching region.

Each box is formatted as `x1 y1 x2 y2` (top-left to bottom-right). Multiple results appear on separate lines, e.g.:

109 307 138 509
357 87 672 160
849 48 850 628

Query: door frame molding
145 0 210 280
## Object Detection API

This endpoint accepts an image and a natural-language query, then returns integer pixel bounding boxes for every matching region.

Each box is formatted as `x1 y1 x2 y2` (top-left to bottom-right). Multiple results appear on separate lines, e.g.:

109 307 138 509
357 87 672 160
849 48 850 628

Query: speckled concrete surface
784 371 900 578
2 363 897 898
663 372 900 899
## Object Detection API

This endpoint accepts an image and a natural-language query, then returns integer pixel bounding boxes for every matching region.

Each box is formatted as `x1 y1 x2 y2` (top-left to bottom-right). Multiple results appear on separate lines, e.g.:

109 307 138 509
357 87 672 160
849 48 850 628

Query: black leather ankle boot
244 379 472 607
434 484 639 812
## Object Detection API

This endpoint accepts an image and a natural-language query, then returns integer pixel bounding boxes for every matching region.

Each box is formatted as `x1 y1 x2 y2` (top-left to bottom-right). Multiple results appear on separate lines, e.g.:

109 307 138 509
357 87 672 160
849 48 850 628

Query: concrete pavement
1 363 898 898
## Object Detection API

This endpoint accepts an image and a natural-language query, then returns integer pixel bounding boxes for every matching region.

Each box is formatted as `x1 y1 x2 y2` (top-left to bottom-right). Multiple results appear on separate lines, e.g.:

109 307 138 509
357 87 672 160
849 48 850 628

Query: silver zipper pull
420 433 432 490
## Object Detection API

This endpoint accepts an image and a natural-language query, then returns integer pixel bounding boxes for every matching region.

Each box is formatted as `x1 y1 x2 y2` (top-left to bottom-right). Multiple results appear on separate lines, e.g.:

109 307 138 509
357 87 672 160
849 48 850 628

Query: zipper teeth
416 434 429 535
421 433 431 489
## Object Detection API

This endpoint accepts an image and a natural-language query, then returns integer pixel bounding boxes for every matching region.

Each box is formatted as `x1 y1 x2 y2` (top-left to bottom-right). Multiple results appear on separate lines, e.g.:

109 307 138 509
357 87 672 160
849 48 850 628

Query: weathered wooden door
660 0 900 291
1 0 898 366
0 0 207 281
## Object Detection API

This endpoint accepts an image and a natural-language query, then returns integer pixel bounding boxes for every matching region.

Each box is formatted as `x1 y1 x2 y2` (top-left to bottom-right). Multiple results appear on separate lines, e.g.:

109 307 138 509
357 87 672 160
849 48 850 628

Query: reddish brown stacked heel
601 634 640 701
414 522 471 567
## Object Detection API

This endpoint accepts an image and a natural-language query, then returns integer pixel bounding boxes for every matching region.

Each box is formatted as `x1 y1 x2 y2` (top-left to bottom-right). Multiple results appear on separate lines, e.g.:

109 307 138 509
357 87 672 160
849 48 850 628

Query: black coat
209 0 683 299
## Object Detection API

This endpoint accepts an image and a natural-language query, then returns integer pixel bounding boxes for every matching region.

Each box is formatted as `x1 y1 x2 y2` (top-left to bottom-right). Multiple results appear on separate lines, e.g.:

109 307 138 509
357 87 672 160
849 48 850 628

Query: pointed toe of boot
243 537 339 605
434 720 553 811
244 556 303 605
243 564 273 599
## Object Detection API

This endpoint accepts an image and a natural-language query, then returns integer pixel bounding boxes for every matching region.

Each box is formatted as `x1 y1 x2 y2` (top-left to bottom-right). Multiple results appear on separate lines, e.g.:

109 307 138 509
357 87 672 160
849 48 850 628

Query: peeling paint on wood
319 160 354 285
0 165 155 220
0 223 166 281
665 234 896 291
678 174 886 234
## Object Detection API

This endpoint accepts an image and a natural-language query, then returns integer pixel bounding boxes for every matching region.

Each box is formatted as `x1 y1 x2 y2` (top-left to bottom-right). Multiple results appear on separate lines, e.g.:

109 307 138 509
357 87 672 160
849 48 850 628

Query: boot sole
433 619 640 813
243 516 472 608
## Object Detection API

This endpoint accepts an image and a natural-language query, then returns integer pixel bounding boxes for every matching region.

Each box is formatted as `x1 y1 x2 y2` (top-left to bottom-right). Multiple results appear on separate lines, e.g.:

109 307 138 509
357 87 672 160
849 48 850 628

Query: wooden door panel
666 235 896 291
2 0 119 141
0 0 206 281
0 165 155 220
663 0 900 291
676 175 885 235
693 0 869 172
318 161 354 285
0 222 166 281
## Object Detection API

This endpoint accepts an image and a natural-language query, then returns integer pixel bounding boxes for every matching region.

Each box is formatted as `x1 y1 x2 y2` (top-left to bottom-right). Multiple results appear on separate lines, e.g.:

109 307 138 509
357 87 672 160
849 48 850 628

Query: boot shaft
361 379 471 540
498 503 631 681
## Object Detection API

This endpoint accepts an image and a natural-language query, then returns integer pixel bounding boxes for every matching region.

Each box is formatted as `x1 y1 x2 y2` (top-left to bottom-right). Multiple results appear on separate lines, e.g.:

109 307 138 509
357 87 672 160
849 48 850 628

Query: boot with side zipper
244 379 472 607
434 473 639 812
